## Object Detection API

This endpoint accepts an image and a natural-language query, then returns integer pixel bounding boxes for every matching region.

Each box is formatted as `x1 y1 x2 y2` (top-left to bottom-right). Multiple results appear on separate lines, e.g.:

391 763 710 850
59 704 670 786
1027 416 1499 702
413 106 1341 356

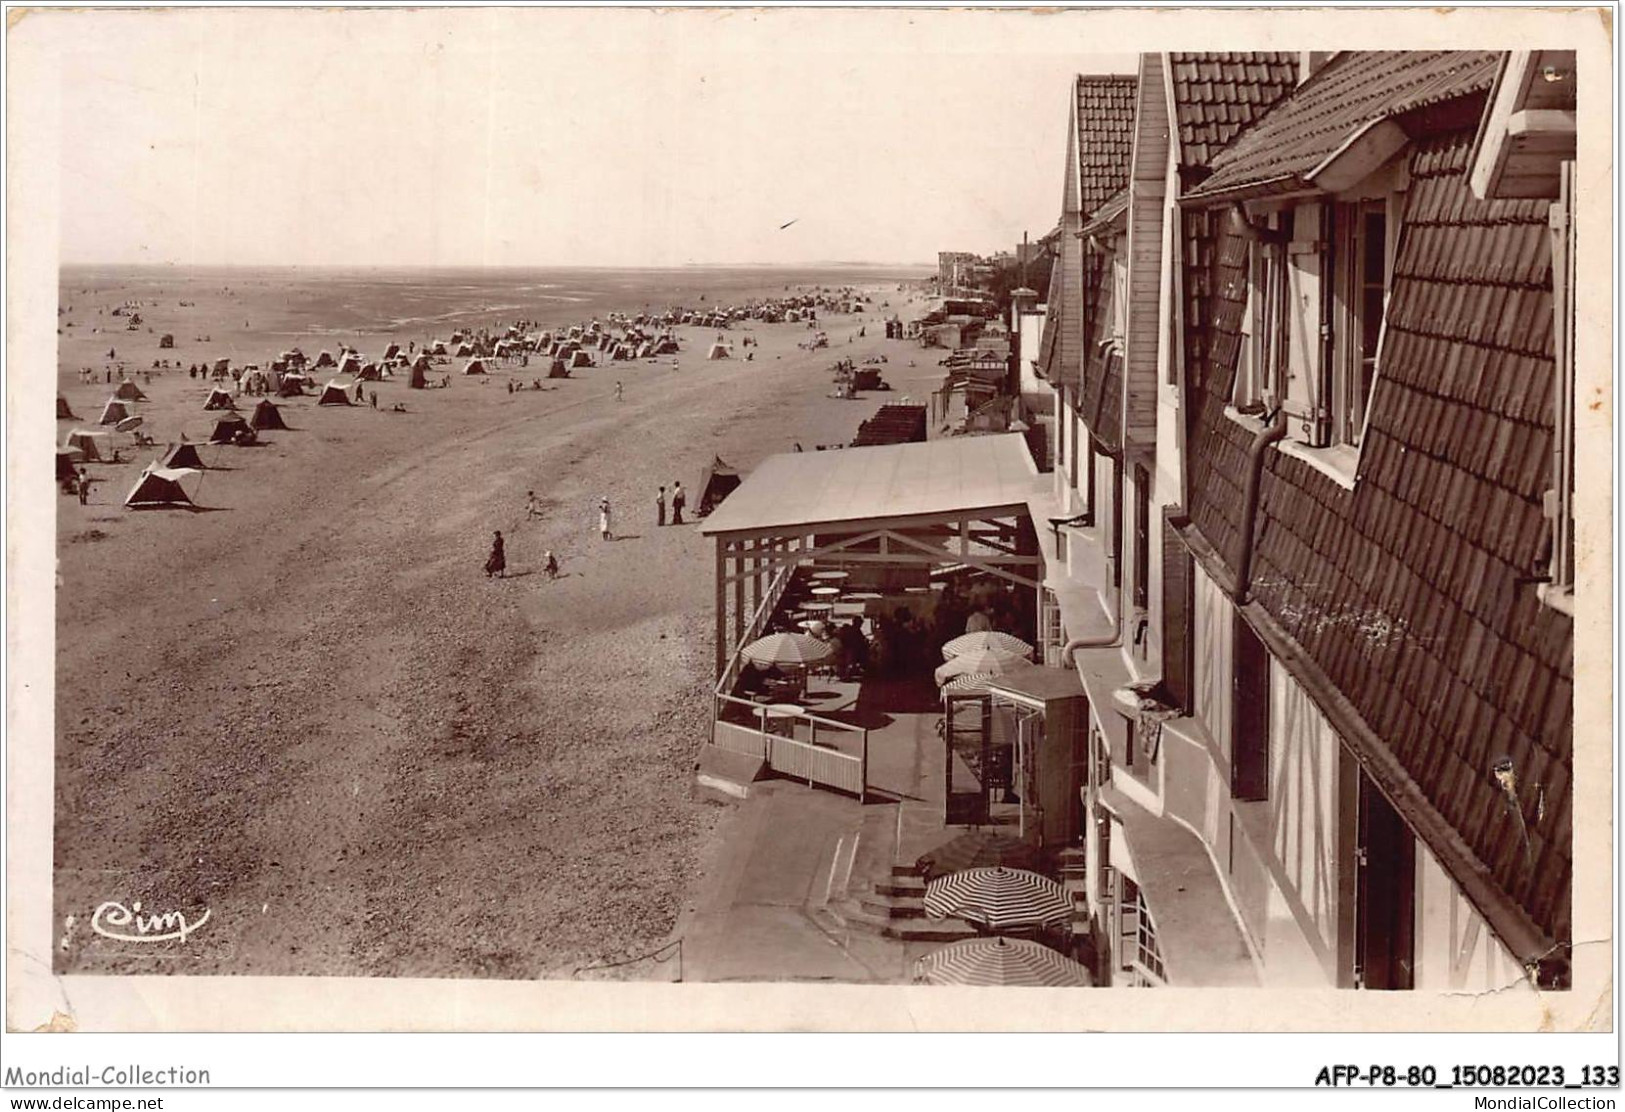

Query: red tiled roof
1180 130 1570 968
1167 52 1300 169
1074 75 1138 218
1191 51 1502 199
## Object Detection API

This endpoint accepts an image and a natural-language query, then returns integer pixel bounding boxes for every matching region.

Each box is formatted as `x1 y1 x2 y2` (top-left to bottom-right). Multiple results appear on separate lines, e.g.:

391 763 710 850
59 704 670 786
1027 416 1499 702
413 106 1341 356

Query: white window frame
1542 159 1576 612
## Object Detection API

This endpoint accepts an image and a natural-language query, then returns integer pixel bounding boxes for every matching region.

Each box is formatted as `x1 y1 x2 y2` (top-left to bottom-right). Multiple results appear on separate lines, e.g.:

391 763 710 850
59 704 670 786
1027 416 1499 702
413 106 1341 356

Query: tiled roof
1074 75 1138 219
1181 131 1570 963
1191 51 1502 199
1167 52 1300 169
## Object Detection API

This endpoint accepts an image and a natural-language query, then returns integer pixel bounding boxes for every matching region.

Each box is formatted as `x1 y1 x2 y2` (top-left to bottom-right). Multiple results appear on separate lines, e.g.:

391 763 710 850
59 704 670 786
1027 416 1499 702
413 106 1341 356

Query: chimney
1298 52 1331 85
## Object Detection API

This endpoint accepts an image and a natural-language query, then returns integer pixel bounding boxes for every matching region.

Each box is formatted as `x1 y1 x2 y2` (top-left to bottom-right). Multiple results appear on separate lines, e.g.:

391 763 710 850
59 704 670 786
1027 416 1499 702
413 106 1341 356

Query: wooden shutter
1161 512 1195 712
1282 202 1330 445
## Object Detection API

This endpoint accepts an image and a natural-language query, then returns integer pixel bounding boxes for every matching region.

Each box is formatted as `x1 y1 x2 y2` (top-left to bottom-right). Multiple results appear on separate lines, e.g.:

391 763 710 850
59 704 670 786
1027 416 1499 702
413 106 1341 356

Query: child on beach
598 498 613 541
485 531 506 579
544 551 559 579
526 491 541 521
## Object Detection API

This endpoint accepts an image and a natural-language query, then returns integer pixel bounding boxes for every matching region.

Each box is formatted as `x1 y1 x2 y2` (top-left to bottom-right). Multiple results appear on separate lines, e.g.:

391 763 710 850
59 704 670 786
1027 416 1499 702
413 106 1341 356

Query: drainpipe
1236 408 1288 604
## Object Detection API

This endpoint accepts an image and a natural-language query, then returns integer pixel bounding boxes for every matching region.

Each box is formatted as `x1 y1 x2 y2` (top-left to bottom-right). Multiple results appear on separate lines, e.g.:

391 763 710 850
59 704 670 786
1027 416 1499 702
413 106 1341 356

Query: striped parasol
935 648 1033 687
924 866 1073 931
942 631 1034 662
916 832 1038 880
740 632 832 667
942 672 996 696
916 937 1092 987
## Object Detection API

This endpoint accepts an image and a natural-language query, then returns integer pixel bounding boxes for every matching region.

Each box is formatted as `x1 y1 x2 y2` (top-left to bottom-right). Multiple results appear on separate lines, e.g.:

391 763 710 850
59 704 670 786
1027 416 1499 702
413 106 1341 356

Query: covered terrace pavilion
697 433 1046 802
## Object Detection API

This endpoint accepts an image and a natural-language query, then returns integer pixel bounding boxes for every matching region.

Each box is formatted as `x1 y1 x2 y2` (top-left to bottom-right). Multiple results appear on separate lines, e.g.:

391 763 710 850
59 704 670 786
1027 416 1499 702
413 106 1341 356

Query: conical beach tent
314 350 336 368
114 380 147 401
547 359 570 379
161 442 206 470
203 388 235 411
124 466 198 509
697 457 741 516
250 399 287 430
317 382 353 406
209 414 252 445
65 429 111 462
57 396 76 419
463 359 486 375
98 398 131 425
707 342 731 360
277 377 307 398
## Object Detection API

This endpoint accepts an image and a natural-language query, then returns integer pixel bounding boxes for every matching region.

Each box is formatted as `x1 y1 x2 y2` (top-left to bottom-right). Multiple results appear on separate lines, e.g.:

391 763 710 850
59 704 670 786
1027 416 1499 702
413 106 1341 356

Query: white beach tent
463 359 487 375
98 398 132 425
124 465 199 509
317 381 354 406
707 342 732 360
65 428 112 462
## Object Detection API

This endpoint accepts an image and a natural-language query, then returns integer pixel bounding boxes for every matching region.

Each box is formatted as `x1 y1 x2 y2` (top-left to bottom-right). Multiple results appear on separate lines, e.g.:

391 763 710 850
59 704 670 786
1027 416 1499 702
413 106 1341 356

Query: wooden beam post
715 539 728 681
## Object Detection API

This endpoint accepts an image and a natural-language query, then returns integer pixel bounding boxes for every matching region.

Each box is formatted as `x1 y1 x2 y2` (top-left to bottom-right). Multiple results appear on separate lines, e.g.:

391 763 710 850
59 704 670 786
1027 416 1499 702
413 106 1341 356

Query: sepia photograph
4 2 1614 1077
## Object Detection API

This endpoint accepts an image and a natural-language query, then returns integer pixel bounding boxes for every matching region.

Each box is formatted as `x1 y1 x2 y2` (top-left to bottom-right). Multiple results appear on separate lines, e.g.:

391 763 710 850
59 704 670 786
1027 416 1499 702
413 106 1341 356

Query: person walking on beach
526 490 541 521
544 550 559 580
614 380 624 402
369 390 378 409
670 481 686 525
598 498 613 541
485 531 506 579
656 486 666 527
76 468 90 506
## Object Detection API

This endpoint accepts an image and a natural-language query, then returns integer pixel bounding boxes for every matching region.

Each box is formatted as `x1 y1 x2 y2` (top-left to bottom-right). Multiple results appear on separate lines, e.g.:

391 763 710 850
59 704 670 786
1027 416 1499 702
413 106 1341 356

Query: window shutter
1282 202 1330 445
1161 512 1194 712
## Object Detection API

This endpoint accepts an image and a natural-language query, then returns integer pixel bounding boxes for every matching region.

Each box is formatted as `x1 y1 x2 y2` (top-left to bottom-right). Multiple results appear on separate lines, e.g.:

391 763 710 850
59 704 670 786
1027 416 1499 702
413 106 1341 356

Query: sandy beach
53 269 939 978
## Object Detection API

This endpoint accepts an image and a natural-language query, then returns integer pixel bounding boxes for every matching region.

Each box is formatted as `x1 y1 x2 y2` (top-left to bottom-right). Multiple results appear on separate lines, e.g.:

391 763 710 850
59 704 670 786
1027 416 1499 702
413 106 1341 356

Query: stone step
858 892 926 919
827 900 978 942
693 744 768 803
890 863 922 879
873 877 927 898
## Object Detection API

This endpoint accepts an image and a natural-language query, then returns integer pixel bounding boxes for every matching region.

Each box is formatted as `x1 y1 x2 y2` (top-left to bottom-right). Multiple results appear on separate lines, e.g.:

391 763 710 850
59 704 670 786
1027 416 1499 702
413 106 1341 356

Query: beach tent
158 334 175 349
161 442 207 469
707 342 731 360
277 377 307 398
698 457 742 517
354 362 381 381
114 379 147 401
98 398 131 425
383 343 401 361
463 359 487 375
337 354 363 376
409 362 428 389
250 399 287 430
209 414 253 445
57 450 79 485
314 350 336 368
569 350 592 369
57 396 76 419
317 382 353 406
456 343 475 358
212 358 231 375
430 341 447 355
124 466 197 509
654 338 680 355
203 388 235 411
65 429 111 462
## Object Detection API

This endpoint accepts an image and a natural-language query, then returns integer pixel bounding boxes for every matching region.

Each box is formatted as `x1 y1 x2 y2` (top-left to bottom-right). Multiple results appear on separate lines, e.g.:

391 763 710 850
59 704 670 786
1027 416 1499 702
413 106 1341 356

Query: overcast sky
44 8 1135 268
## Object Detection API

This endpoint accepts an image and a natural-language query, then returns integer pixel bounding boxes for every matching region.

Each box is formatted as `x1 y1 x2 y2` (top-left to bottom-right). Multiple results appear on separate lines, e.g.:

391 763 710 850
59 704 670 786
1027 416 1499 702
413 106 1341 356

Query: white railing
711 691 869 802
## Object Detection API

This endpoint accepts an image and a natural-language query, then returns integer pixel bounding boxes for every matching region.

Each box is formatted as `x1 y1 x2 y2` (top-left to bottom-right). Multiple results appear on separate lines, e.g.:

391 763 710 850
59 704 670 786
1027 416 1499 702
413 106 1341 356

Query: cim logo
91 900 210 944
